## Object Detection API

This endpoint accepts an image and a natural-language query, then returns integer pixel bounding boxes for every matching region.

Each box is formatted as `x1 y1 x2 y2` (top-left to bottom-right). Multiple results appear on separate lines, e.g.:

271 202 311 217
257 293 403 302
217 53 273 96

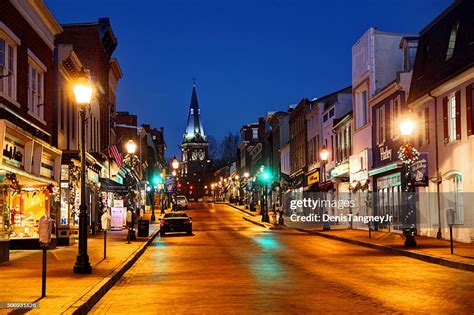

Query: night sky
47 0 451 157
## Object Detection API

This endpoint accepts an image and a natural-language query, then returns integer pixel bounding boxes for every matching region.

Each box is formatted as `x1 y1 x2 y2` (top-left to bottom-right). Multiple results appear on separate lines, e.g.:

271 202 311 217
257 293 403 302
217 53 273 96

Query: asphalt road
90 202 474 314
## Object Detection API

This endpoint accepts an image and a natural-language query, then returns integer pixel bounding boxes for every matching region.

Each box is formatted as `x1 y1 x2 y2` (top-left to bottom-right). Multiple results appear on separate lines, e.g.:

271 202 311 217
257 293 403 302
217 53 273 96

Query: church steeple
183 81 206 143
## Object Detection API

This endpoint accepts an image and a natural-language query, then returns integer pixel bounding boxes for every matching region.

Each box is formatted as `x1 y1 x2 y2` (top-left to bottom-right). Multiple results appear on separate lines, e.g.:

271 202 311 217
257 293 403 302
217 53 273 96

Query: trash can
137 220 150 237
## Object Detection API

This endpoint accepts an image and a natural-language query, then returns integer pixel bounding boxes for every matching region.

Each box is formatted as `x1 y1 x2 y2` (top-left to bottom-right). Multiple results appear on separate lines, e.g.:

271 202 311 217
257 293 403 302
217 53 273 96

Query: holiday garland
397 143 420 164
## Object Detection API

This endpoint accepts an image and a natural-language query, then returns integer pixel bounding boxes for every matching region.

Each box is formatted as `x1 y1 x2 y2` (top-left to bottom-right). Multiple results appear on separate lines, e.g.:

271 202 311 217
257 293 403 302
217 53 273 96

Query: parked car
174 195 189 210
207 196 215 203
160 212 192 236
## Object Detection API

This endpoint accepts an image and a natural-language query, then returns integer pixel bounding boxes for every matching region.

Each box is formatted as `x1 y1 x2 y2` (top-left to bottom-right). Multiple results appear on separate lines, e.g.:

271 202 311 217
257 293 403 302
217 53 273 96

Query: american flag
108 143 123 167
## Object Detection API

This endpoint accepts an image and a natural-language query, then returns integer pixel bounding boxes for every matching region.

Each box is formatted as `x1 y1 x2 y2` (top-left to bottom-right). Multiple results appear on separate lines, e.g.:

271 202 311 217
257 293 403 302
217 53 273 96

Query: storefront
349 149 371 229
369 138 404 231
0 120 61 255
370 165 403 231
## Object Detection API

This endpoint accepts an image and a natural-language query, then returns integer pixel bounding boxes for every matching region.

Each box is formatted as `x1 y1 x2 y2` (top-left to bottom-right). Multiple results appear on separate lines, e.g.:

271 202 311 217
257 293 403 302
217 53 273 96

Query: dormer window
446 21 459 61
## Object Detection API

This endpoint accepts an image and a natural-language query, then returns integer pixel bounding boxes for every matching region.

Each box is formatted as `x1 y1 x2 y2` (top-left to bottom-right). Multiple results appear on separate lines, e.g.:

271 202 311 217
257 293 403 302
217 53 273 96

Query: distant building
180 83 209 198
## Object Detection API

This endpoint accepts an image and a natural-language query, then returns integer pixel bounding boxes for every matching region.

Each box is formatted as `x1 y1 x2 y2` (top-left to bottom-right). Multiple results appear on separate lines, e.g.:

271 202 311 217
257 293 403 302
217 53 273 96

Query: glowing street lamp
399 117 415 137
319 146 330 231
126 139 137 154
172 156 179 170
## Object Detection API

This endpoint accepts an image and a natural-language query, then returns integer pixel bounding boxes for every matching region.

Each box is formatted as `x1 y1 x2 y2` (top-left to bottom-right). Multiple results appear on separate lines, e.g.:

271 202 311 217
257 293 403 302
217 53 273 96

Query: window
72 98 76 140
446 21 459 61
448 94 457 142
329 108 334 118
376 105 386 145
418 108 430 147
60 88 65 131
323 113 328 122
355 90 368 128
316 134 320 163
308 138 314 164
450 174 464 224
28 62 44 119
390 96 401 139
0 38 16 100
252 128 258 140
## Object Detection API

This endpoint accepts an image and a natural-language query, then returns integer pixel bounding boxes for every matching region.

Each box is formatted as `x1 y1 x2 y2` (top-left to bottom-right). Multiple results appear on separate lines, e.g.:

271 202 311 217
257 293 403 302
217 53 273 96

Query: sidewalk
0 222 160 314
224 203 474 272
290 223 474 272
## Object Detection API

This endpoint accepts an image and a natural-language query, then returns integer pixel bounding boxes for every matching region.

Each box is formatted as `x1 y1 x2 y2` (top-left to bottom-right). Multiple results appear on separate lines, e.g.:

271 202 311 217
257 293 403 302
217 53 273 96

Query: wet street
91 203 474 314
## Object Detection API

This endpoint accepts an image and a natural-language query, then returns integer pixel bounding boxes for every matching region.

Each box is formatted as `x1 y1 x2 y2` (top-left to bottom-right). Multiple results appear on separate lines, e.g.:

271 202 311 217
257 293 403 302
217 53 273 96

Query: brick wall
0 1 55 137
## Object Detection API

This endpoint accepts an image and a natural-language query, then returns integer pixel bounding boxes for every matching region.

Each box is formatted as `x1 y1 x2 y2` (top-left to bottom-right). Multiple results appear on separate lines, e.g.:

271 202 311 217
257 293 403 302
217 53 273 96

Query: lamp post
125 139 139 241
73 68 93 274
260 167 271 223
243 172 250 209
171 156 180 210
320 146 330 231
399 117 418 247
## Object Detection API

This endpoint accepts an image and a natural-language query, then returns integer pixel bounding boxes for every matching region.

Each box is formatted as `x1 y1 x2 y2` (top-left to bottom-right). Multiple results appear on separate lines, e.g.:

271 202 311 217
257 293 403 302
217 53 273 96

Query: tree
207 135 221 161
220 132 240 163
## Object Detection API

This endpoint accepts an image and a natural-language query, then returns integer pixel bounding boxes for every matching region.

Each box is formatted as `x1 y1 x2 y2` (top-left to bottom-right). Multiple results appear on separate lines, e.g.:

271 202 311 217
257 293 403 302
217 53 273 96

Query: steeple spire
183 81 206 143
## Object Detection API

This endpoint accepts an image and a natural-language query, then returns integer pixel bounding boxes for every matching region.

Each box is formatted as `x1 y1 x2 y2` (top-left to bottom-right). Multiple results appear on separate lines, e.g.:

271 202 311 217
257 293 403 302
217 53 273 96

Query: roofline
419 0 460 35
316 85 352 101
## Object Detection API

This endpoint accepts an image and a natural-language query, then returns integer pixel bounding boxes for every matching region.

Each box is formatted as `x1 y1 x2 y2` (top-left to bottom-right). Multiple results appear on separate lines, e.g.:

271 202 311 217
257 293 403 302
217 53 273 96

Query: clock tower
180 82 209 197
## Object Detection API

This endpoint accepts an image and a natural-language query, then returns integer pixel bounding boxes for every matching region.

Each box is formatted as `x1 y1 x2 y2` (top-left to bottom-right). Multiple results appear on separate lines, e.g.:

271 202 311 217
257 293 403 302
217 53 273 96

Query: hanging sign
411 153 429 187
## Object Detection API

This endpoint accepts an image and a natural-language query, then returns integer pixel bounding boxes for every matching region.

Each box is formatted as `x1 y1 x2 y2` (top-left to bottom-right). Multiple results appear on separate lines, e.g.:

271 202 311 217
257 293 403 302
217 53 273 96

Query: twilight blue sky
47 0 451 157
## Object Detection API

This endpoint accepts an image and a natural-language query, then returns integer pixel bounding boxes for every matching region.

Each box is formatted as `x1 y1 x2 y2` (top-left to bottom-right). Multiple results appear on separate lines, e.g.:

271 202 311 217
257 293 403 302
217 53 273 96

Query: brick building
0 0 63 261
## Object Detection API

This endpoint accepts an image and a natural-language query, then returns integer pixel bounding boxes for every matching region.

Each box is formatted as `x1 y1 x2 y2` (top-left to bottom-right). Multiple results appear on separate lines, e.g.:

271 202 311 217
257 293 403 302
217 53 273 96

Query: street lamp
398 116 418 247
260 167 272 223
125 139 140 241
126 139 137 155
319 146 330 231
73 67 93 274
172 156 179 170
171 156 180 210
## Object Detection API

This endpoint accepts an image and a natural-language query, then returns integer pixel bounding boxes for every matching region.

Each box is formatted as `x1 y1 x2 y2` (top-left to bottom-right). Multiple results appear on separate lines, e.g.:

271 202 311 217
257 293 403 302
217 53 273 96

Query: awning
100 178 128 193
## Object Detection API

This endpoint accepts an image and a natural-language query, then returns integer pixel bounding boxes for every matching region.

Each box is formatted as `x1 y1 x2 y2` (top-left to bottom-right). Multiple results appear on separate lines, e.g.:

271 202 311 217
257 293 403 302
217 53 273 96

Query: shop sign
111 207 124 230
165 175 175 193
3 137 24 169
376 172 401 189
61 165 69 181
411 153 429 187
113 199 124 208
380 146 392 161
40 153 55 178
87 169 99 184
307 170 319 185
331 163 349 178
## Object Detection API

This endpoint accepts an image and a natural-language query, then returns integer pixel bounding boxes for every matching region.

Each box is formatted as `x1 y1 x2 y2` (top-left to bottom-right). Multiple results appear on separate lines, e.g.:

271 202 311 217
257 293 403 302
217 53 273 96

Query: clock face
191 150 205 161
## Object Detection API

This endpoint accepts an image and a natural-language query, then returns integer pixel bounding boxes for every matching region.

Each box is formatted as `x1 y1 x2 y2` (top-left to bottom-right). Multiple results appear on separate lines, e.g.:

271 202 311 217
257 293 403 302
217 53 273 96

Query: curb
63 227 161 315
294 228 474 272
242 216 269 229
225 203 257 217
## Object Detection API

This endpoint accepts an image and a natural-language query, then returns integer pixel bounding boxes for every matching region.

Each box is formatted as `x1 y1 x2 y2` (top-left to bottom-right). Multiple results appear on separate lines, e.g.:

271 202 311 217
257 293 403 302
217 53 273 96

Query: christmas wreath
397 143 420 164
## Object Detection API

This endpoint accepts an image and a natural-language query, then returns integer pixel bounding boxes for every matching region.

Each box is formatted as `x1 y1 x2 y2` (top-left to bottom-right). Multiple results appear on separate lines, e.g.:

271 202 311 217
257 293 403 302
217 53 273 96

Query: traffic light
261 169 272 183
